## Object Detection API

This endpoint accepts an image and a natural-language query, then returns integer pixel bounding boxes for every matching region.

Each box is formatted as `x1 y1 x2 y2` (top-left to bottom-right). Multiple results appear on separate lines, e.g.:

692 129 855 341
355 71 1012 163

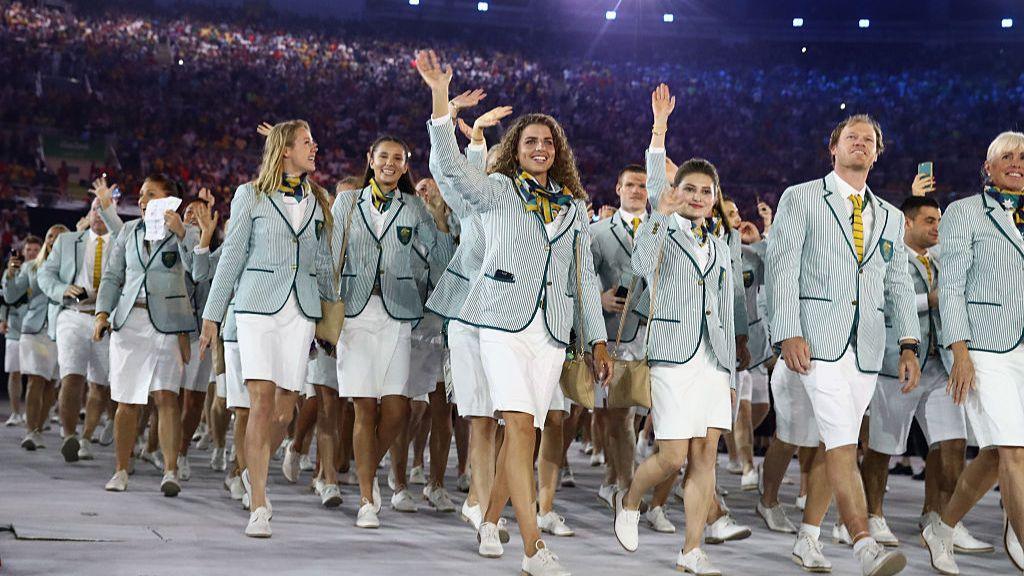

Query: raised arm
2 264 30 303
645 84 676 208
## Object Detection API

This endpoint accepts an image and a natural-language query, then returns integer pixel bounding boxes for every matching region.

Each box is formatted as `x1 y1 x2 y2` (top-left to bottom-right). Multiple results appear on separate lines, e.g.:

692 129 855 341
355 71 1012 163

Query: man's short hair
617 164 646 184
829 114 885 157
900 196 940 219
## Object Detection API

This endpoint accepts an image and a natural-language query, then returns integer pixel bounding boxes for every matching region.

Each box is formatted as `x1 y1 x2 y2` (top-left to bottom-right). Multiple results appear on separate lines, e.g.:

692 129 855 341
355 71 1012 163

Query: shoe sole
613 493 639 553
675 565 722 575
355 522 380 529
741 484 758 492
865 552 906 576
393 505 418 513
323 496 343 508
1006 522 1024 571
245 530 272 538
61 437 80 463
705 528 752 544
791 555 832 573
876 538 900 548
953 545 994 554
757 507 797 534
541 527 575 537
162 483 181 497
646 521 676 534
21 440 36 451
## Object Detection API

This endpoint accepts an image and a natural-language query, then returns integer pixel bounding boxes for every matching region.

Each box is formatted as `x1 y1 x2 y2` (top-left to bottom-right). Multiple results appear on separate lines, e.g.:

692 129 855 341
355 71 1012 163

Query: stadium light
792 18 804 27
177 59 184 66
801 46 807 54
605 10 617 20
840 102 847 110
858 19 870 29
1002 18 1014 28
408 0 419 5
663 13 674 23
477 1 488 11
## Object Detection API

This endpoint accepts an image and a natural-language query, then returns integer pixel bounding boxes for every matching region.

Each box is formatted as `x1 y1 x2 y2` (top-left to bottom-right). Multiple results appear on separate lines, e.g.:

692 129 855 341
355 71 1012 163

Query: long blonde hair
253 120 334 234
34 224 69 268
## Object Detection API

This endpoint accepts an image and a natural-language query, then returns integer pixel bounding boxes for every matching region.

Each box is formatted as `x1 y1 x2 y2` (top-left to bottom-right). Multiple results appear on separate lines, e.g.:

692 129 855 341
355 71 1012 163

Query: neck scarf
279 173 306 203
515 170 573 225
370 178 395 213
985 185 1024 236
691 219 711 248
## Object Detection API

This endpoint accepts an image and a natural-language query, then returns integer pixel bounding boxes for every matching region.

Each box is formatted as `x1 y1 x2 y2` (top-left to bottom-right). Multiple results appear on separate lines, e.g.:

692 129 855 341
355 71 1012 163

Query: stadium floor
0 416 1014 576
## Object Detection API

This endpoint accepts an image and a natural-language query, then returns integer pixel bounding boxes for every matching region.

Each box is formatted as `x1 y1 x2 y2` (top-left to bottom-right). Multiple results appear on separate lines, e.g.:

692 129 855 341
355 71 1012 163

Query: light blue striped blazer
881 248 950 377
426 145 488 321
590 214 645 344
1 296 25 341
426 117 607 347
2 263 57 339
939 192 1024 353
193 246 239 342
740 241 773 368
203 183 335 324
765 172 920 372
37 230 100 319
96 218 196 334
331 185 450 322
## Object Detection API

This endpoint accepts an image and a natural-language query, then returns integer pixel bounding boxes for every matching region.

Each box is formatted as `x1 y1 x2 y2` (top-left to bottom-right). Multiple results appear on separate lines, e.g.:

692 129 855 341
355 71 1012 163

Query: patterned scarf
985 185 1024 235
370 178 395 213
515 170 573 224
691 219 711 248
707 216 725 239
279 173 306 203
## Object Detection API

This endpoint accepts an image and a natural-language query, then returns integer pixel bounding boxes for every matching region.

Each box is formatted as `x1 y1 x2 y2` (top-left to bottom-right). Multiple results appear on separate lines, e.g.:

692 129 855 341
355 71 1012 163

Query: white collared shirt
75 229 111 301
673 213 711 270
617 208 646 243
832 171 874 245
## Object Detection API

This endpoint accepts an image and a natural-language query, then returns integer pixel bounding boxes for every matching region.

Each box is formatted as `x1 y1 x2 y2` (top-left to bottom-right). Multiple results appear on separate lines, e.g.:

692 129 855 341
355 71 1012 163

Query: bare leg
291 394 318 456
314 385 338 485
389 408 411 490
683 430 723 553
454 408 470 478
337 398 353 474
233 408 250 472
411 400 429 470
244 380 276 510
537 410 564 514
822 444 868 541
468 417 498 511
58 374 86 438
803 446 833 526
489 412 544 556
178 389 206 457
998 447 1024 552
427 382 453 489
560 403 583 468
650 470 677 508
759 435 798 507
733 400 755 473
113 403 141 472
23 376 48 432
83 383 109 441
591 408 606 458
152 390 182 473
210 394 229 450
7 370 22 416
925 439 966 515
861 448 891 517
625 438 688 511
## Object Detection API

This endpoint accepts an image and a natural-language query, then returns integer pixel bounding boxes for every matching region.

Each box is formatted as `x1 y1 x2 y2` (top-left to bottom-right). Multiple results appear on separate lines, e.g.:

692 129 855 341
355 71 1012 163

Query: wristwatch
900 342 920 357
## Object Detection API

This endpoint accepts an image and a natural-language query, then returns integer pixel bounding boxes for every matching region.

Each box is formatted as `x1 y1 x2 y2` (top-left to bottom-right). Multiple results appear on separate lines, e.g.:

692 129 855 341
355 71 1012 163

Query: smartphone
110 185 121 200
615 286 629 298
918 162 933 178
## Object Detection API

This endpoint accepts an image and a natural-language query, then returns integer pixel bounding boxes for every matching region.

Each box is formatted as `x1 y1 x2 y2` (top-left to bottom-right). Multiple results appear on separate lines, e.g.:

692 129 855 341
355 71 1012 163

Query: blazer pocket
165 295 187 300
966 301 1002 307
798 295 832 302
446 268 470 281
245 268 274 273
484 272 515 284
650 317 681 324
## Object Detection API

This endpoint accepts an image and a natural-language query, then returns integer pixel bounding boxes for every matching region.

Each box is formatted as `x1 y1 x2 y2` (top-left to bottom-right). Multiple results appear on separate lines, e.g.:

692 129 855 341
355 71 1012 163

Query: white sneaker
210 447 227 471
320 484 343 508
391 489 418 513
161 471 181 497
644 505 676 533
538 510 574 537
796 494 807 511
356 499 380 528
677 547 722 576
21 432 39 451
340 470 358 485
424 485 457 512
195 431 211 451
77 438 94 460
560 467 576 488
597 483 617 509
177 455 191 481
282 443 301 483
757 501 797 534
952 521 993 554
409 465 427 485
792 530 832 572
855 539 906 576
192 422 207 443
705 513 752 544
613 490 640 552
105 470 128 492
142 450 163 470
372 476 382 513
1006 514 1024 571
387 467 398 491
922 522 959 575
716 484 729 497
312 477 325 496
589 451 605 466
740 469 758 491
227 475 245 500
245 506 272 538
98 420 115 446
726 460 743 474
461 500 482 529
457 471 471 493
60 434 80 463
583 441 593 455
5 413 21 426
297 453 313 472
868 516 899 547
833 523 853 546
273 439 287 461
521 540 570 576
478 522 504 558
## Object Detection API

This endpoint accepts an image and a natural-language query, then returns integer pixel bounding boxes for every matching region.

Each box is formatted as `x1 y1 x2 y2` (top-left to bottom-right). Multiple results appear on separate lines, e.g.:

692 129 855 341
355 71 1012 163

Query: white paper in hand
144 196 183 241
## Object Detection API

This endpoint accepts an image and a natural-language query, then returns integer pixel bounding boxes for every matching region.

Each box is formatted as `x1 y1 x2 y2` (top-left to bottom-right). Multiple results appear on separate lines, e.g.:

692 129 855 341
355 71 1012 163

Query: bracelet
652 125 667 135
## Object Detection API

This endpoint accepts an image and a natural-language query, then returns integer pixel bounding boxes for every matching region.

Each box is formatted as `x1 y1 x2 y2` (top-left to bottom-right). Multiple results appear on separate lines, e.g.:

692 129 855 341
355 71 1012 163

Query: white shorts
338 296 412 399
56 309 110 385
650 341 732 440
479 315 565 430
307 346 339 391
224 342 249 410
4 340 19 373
773 348 877 450
181 340 213 393
449 321 492 418
737 364 770 404
868 360 966 455
109 308 184 405
235 295 314 393
597 337 646 408
19 331 58 380
409 313 444 398
215 373 227 399
964 345 1024 449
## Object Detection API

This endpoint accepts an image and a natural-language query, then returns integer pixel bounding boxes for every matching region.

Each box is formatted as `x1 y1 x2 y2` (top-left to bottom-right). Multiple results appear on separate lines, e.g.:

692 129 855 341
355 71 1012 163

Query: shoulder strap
614 275 639 346
643 239 666 354
572 232 587 356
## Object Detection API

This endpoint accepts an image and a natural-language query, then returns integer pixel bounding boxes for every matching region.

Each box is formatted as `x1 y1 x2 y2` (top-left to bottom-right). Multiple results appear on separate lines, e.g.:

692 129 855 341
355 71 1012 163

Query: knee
544 411 564 430
999 447 1024 469
656 445 687 473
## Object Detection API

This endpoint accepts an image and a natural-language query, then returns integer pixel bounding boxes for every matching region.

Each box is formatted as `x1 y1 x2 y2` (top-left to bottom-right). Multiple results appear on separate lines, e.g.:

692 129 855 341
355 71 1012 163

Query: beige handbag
212 333 226 376
606 248 664 409
315 193 359 346
559 236 596 410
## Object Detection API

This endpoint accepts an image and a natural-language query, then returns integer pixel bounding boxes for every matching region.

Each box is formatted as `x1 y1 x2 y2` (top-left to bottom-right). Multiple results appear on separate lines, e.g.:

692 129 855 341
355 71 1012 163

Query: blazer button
546 281 552 286
291 265 297 270
697 279 704 286
292 238 297 244
544 246 550 252
851 299 858 306
705 310 711 316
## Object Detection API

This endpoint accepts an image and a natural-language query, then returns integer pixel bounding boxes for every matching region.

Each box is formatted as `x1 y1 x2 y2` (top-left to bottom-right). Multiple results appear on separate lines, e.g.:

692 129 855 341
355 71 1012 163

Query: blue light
477 1 487 11
792 17 804 27
1003 18 1014 28
858 19 870 29
663 13 674 23
605 10 617 20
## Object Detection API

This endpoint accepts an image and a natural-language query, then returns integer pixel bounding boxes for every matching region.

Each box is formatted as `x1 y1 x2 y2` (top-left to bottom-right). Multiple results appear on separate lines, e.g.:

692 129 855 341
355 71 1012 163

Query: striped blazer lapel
982 192 1024 260
609 216 632 256
379 192 406 242
861 190 888 266
71 231 85 280
267 191 298 235
134 225 147 269
143 234 174 271
666 222 703 277
822 174 858 262
356 187 377 241
550 200 578 243
909 251 931 289
296 188 317 236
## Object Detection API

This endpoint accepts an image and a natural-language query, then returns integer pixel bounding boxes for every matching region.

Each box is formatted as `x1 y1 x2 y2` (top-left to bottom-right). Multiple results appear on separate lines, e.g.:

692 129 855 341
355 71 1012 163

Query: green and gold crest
743 270 754 288
162 251 178 268
879 238 894 262
397 226 413 245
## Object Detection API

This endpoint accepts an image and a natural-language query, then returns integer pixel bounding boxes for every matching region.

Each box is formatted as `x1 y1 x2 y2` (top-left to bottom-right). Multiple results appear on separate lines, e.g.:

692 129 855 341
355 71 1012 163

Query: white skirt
4 340 19 373
19 331 58 380
110 308 184 405
965 345 1024 449
235 294 314 393
181 340 213 393
449 321 493 418
479 314 565 430
224 342 249 410
337 296 412 399
650 340 732 440
409 313 445 398
307 346 339 392
215 373 227 399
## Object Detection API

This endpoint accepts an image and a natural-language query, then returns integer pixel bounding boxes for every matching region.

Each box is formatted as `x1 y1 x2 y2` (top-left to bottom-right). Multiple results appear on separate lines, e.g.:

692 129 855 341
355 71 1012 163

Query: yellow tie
916 254 933 287
93 237 104 290
631 217 641 236
850 194 864 263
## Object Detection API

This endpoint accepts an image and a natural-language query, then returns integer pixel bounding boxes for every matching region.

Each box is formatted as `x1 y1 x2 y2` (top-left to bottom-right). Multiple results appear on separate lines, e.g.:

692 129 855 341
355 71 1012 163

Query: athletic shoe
391 489 418 513
299 453 315 472
478 522 504 558
282 443 301 483
340 470 358 485
833 523 853 546
424 485 457 512
583 442 593 455
757 501 797 534
245 506 272 538
560 466 576 488
61 434 80 463
792 529 832 573
740 469 758 491
921 521 959 575
796 494 807 511
210 447 227 471
273 439 287 461
590 451 605 467
1006 514 1024 571
726 460 743 474
77 438 94 461
98 420 115 446
320 484 343 508
613 490 640 552
409 465 427 485
105 470 128 492
855 539 906 576
356 499 380 528
227 475 245 500
716 484 729 497
677 547 722 576
312 477 325 496
705 514 752 544
195 431 211 451
161 471 181 497
889 463 913 476
372 477 382 513
21 432 38 451
4 413 21 426
177 455 191 481
387 467 397 491
461 500 482 530
868 516 899 547
538 511 574 537
644 505 676 533
952 521 993 554
457 471 471 493
141 450 163 470
597 483 617 510
521 540 570 576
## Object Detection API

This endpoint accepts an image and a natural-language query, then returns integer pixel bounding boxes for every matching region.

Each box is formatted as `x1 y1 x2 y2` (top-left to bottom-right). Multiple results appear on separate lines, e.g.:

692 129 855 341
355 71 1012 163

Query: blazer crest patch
162 251 178 268
879 239 894 262
743 270 754 288
397 226 413 245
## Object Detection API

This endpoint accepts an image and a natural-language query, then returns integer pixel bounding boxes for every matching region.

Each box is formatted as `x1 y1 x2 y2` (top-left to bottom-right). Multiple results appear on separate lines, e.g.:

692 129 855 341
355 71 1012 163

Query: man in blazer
766 114 920 576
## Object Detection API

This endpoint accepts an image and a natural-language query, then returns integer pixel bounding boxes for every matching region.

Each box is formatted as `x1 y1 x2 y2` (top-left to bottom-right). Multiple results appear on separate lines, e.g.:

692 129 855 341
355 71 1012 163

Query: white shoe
409 465 427 485
98 420 115 446
726 460 743 474
757 501 797 533
105 470 128 492
478 522 504 558
245 506 272 538
227 475 245 500
740 469 758 491
868 516 899 547
177 455 191 481
592 483 614 509
311 477 324 495
282 444 301 483
833 523 853 546
705 514 752 544
320 484 343 508
4 413 19 426
559 467 576 488
792 530 832 572
589 451 605 466
952 521 993 554
356 499 380 528
716 484 729 497
1006 514 1024 571
855 539 906 576
340 470 358 485
672 482 686 502
372 476 382 513
161 471 181 497
77 438 94 460
538 510 574 537
210 447 227 471
195 431 211 451
644 505 676 533
922 522 959 575
391 489 418 513
142 450 163 470
613 490 640 552
521 540 570 576
796 494 807 511
21 432 39 451
457 471 471 493
192 422 207 443
583 441 593 455
424 485 457 512
677 547 722 576
60 434 80 463
461 500 482 529
273 439 287 461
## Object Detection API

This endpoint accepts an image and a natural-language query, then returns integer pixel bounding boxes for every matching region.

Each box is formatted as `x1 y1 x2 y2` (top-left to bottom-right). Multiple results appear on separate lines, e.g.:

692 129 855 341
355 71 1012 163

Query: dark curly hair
488 113 587 200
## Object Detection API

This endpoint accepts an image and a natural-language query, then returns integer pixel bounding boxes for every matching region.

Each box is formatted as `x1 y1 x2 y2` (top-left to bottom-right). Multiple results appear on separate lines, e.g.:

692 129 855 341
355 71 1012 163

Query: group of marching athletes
3 48 1023 576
